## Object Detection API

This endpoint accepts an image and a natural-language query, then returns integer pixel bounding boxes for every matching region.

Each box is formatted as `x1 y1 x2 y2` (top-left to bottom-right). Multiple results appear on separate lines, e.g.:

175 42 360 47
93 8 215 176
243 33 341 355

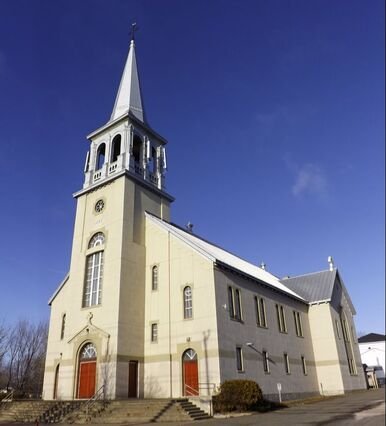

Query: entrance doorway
128 361 138 398
77 343 97 399
182 349 199 396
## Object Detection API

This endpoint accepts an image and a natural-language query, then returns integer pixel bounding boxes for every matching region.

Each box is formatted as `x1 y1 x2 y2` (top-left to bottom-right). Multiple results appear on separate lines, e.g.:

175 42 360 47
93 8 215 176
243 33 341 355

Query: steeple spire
111 25 145 123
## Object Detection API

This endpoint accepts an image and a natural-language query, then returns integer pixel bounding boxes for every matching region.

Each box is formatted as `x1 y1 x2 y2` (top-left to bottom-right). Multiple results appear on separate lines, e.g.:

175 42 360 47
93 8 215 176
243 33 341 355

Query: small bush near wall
213 380 263 412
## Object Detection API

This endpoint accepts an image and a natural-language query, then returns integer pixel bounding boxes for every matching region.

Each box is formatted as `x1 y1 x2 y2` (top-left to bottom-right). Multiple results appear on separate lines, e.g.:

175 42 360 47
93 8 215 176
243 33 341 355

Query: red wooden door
183 360 199 396
78 361 96 398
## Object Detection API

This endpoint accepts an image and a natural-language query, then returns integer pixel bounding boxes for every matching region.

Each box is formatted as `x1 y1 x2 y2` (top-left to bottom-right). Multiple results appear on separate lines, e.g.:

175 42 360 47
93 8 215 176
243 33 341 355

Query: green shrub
213 380 263 412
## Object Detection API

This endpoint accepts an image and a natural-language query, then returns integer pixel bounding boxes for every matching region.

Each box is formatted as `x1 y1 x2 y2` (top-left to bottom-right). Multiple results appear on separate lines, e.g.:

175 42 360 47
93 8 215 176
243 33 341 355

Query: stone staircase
0 400 82 423
65 399 210 423
176 399 211 421
0 398 210 424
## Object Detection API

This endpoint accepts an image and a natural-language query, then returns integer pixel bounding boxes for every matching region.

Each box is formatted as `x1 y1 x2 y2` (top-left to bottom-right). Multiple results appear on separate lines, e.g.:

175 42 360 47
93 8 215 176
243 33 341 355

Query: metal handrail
0 390 14 403
184 383 199 396
84 385 105 416
198 382 217 393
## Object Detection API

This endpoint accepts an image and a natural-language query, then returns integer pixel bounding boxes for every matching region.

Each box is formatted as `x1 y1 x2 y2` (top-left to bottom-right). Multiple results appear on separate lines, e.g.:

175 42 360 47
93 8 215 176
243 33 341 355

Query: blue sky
0 0 384 334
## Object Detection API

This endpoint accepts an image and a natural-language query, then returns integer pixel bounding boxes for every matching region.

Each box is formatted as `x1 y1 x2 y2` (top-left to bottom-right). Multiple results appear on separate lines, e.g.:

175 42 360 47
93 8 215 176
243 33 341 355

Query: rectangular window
276 304 287 333
255 296 267 328
236 347 244 372
284 353 290 374
341 319 350 342
151 323 158 342
60 314 66 340
293 311 303 337
234 289 242 321
263 350 270 373
348 358 357 375
351 326 357 344
259 298 267 327
301 356 307 375
183 286 193 319
228 286 235 319
228 286 242 321
335 319 341 339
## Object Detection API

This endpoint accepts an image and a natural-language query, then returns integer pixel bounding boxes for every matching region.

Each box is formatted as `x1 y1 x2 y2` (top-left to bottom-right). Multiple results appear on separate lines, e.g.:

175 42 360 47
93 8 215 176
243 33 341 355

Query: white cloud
291 163 328 199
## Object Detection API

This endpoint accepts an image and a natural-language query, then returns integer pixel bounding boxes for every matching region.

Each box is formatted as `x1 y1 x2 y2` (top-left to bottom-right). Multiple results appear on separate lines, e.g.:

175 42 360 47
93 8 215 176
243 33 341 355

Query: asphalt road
150 389 385 426
2 388 384 426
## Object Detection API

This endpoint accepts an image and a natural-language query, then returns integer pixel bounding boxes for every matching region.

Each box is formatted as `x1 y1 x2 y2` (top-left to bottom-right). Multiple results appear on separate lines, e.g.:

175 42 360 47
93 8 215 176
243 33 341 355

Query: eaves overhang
215 261 307 305
48 273 69 306
86 111 167 145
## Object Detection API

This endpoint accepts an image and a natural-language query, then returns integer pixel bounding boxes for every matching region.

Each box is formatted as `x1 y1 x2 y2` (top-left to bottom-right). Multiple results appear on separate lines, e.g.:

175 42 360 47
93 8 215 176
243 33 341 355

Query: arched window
83 233 105 307
132 135 142 164
96 143 106 170
182 348 197 361
152 265 158 291
79 342 97 360
60 314 66 340
88 232 105 248
111 135 121 163
53 364 60 399
183 286 193 319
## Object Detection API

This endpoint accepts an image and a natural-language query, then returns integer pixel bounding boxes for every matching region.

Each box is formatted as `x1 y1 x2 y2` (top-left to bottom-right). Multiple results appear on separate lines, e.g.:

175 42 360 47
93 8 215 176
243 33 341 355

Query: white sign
277 383 282 403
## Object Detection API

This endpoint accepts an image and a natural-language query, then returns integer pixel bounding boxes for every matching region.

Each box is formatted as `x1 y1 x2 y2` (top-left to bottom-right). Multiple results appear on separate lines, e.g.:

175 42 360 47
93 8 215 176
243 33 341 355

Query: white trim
48 273 70 305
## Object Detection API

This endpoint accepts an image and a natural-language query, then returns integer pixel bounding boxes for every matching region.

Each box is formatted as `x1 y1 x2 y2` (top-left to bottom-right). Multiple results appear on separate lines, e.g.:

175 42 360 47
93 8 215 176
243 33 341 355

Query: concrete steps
0 400 58 423
0 398 211 424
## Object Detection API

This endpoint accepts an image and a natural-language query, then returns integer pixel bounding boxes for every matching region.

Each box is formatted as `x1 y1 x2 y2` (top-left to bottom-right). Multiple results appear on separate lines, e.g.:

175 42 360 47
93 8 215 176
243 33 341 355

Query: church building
43 35 366 402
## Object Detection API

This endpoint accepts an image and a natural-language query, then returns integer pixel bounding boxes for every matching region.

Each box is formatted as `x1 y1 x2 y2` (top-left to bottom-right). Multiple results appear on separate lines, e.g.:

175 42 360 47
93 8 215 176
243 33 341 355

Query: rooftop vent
260 262 266 270
328 256 334 271
186 222 194 233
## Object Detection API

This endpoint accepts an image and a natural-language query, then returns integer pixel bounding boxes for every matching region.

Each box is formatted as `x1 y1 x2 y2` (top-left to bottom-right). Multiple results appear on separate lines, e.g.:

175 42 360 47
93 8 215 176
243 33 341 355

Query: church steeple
81 31 172 201
110 38 145 123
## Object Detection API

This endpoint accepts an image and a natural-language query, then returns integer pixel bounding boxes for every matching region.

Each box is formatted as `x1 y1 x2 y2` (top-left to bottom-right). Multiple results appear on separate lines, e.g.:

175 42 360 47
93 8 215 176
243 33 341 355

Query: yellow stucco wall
143 218 221 398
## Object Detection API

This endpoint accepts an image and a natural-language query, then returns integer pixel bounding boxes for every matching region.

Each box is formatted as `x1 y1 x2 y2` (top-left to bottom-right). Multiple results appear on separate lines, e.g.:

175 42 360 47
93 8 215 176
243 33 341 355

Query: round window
95 199 105 213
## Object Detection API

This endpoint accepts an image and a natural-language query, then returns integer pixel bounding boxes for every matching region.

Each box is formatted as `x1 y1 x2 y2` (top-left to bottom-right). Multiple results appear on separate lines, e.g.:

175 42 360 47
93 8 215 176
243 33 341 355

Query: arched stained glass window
183 286 193 319
182 348 197 361
88 232 105 248
80 343 97 360
152 265 158 291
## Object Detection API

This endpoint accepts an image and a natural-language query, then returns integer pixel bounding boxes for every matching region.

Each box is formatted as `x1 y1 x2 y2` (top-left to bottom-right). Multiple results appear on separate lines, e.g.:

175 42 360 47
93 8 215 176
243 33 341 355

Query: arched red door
182 349 199 396
77 343 97 398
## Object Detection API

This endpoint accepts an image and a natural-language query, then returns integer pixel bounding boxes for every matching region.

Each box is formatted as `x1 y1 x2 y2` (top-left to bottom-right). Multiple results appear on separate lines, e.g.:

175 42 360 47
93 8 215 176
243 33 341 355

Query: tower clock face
95 199 105 213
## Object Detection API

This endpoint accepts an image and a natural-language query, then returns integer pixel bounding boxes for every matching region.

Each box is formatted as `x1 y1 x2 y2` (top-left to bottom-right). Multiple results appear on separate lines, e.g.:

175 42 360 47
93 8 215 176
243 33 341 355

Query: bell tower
82 37 170 202
43 33 174 400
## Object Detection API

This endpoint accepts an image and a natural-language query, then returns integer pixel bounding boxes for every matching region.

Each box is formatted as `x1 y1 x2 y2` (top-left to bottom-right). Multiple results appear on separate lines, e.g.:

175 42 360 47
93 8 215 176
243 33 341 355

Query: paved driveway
146 389 385 426
203 389 385 426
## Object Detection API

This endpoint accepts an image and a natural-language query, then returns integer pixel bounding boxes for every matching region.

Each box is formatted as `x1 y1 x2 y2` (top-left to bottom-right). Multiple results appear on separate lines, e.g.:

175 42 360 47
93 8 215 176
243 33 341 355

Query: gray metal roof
358 333 385 343
280 269 337 304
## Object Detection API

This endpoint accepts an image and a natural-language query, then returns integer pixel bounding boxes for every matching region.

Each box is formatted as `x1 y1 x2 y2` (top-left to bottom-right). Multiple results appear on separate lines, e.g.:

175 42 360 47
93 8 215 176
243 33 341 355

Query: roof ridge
281 268 336 281
145 212 305 302
145 212 276 277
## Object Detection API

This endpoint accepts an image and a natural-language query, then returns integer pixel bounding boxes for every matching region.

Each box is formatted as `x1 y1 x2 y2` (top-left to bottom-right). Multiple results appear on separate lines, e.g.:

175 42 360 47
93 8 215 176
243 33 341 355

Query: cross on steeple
130 22 138 42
